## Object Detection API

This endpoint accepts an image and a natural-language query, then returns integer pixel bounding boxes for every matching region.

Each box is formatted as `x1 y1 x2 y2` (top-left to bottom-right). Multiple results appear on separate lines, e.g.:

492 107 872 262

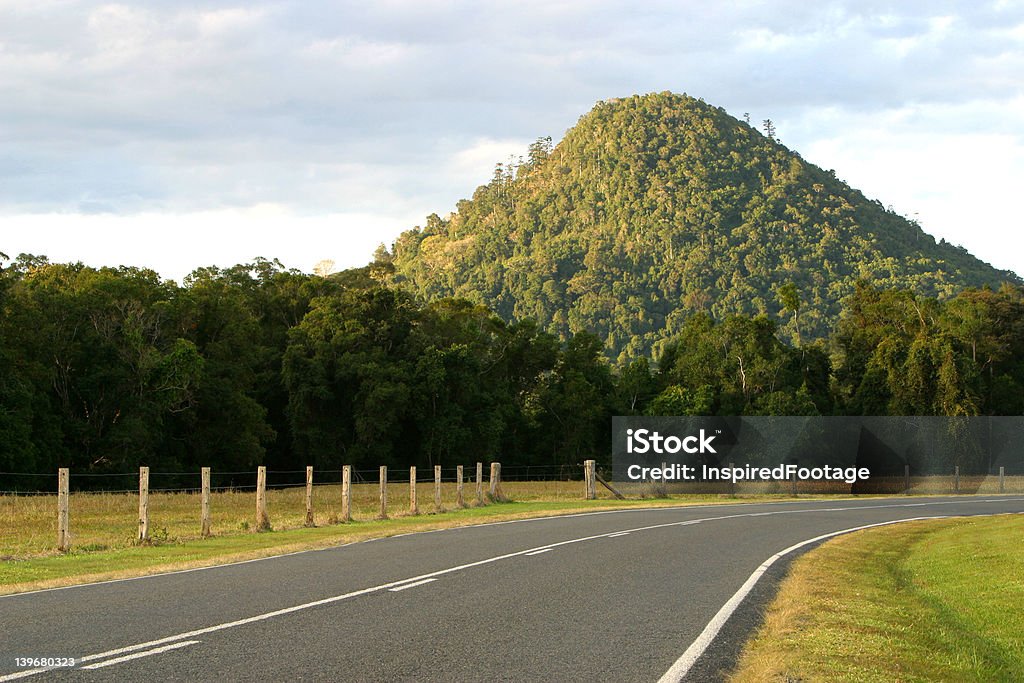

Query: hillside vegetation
2 94 1023 484
385 92 1018 360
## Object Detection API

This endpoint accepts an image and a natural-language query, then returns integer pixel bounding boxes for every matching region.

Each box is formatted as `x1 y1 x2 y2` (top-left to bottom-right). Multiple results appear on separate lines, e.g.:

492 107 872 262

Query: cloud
1 0 1023 275
1 206 423 282
796 96 1024 274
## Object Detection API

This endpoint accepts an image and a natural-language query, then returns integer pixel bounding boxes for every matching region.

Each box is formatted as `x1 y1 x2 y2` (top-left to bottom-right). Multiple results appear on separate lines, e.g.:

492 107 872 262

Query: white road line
655 513 1024 683
524 548 552 556
80 641 201 670
387 579 437 592
0 668 48 681
3 499 1021 681
606 532 631 537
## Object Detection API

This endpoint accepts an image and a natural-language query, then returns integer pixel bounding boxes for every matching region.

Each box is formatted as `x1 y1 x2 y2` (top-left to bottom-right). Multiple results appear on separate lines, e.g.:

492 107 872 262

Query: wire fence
0 462 597 496
7 462 1024 499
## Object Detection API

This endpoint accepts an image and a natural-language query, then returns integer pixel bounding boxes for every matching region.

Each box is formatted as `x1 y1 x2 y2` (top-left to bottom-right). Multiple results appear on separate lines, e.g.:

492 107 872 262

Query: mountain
382 91 1019 360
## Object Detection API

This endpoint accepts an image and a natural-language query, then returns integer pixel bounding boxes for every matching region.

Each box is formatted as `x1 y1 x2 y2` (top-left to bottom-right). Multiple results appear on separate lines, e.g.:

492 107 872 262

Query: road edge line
655 513 1020 682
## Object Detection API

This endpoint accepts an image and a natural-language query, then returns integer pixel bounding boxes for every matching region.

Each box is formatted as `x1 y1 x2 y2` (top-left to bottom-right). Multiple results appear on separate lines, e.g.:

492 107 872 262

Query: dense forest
2 252 1023 490
385 92 1018 360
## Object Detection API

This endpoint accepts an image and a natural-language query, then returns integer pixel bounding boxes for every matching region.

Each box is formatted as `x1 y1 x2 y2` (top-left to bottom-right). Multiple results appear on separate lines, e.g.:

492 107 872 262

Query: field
0 479 601 559
729 514 1024 682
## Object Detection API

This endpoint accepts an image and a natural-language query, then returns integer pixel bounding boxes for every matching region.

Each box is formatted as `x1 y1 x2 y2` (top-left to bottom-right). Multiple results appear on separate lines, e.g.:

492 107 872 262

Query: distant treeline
2 254 1023 489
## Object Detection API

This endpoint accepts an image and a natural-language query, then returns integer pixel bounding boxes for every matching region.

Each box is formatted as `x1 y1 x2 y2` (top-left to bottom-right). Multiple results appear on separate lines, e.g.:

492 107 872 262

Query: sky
2 0 1023 282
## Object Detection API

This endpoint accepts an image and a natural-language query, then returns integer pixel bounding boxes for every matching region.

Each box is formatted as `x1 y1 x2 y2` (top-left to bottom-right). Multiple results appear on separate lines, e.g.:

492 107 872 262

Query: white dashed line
388 578 437 592
80 641 201 670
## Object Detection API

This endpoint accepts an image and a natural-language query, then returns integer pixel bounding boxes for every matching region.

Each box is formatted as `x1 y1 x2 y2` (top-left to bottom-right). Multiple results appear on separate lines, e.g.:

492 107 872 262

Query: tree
176 267 275 471
538 332 615 465
657 313 826 416
646 384 714 416
615 357 658 414
313 259 335 278
527 136 553 167
1 263 203 474
283 287 419 467
776 281 802 345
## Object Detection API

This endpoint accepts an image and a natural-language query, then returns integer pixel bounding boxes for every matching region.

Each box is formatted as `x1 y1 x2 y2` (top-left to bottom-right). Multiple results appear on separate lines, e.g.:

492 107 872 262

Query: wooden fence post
589 458 598 501
305 466 314 527
489 462 502 500
138 466 150 542
456 465 465 507
476 462 483 505
409 466 418 515
378 466 388 519
954 465 960 494
904 464 910 495
256 466 270 531
341 465 352 522
434 465 442 512
729 462 736 497
999 466 1005 494
57 468 70 552
201 467 211 538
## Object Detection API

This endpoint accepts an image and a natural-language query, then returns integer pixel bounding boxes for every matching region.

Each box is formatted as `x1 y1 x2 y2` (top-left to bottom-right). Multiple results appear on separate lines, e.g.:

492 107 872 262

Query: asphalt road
2 495 1022 682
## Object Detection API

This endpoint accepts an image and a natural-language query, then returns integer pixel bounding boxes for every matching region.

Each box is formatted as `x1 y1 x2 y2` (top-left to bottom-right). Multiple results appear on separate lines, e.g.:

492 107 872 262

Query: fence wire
0 462 598 495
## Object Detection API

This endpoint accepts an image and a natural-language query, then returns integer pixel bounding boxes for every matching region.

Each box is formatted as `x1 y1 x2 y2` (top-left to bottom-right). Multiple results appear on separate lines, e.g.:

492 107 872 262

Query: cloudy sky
2 0 1023 281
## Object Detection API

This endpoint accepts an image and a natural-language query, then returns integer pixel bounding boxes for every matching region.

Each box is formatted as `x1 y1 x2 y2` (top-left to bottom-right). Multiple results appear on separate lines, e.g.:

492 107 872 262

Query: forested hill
384 91 1019 360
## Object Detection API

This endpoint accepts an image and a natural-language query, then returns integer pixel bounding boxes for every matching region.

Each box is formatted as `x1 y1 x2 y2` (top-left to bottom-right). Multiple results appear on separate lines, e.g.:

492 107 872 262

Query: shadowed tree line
2 253 1023 490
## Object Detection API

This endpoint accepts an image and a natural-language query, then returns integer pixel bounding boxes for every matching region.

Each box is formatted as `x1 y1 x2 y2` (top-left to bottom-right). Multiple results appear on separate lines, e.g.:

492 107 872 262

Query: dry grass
0 479 602 559
904 474 1023 495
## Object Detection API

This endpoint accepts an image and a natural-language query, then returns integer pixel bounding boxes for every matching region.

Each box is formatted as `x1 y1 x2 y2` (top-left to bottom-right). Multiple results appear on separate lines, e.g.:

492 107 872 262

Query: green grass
730 514 1024 682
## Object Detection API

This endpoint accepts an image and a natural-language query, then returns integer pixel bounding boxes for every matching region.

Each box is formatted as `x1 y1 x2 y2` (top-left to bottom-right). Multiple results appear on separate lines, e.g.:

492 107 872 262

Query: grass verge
729 514 1024 682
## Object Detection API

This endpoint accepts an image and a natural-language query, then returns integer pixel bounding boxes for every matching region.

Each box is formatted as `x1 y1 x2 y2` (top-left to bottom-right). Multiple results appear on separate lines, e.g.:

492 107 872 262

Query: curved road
2 496 1022 682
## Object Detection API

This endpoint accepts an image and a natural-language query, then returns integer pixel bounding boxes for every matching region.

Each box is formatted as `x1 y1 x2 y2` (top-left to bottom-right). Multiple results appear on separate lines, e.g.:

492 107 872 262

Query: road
2 496 1022 682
